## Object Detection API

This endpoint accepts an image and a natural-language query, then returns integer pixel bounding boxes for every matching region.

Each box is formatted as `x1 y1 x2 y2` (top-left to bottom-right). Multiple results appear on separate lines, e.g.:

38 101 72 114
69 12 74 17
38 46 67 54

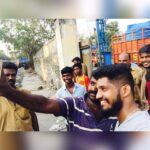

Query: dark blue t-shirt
55 97 117 133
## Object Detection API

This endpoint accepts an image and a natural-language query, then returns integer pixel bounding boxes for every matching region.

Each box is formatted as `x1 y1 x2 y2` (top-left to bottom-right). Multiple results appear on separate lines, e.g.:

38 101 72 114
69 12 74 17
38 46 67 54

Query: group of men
0 44 150 132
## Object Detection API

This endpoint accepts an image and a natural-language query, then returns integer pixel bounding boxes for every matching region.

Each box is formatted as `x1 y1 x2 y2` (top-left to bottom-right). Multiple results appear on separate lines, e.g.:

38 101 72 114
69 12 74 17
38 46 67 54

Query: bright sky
76 19 150 36
1 19 150 56
107 19 150 33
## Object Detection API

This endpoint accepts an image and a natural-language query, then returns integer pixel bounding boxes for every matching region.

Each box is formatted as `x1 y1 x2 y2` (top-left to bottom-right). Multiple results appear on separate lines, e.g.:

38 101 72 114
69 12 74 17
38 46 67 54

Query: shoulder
75 83 86 92
75 83 85 89
57 85 66 93
83 75 90 80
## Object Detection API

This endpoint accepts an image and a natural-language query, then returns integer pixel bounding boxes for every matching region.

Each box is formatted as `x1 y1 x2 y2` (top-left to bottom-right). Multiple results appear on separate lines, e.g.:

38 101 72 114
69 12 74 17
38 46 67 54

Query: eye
90 81 95 86
101 87 107 91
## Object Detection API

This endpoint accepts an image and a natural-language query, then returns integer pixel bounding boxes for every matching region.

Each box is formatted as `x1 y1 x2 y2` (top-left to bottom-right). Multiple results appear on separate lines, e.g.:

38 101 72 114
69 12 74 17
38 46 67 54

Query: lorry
18 57 29 69
112 21 150 64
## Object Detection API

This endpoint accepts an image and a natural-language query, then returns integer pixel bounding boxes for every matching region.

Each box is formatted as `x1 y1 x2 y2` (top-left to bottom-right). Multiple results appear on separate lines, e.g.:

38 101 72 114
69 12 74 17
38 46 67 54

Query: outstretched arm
3 86 60 113
0 69 60 114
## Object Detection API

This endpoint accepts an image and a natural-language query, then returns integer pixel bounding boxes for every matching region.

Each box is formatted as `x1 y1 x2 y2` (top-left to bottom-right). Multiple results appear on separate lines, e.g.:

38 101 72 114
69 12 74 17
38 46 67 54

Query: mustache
8 80 16 87
87 91 100 105
8 79 15 83
88 91 97 95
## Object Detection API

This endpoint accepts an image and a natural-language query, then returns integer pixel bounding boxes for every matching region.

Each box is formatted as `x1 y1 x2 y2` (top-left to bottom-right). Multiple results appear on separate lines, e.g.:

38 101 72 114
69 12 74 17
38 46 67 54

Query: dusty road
18 68 66 131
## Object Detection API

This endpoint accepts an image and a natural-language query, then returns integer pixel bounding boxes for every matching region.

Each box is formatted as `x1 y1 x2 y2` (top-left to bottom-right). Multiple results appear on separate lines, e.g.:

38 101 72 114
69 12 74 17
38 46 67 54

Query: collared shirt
0 89 33 131
56 83 86 98
55 97 117 133
115 111 150 131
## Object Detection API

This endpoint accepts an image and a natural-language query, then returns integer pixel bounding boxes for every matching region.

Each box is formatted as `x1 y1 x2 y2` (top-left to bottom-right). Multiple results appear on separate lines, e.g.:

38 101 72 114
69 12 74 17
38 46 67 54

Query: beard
8 80 16 88
100 94 123 118
87 91 100 106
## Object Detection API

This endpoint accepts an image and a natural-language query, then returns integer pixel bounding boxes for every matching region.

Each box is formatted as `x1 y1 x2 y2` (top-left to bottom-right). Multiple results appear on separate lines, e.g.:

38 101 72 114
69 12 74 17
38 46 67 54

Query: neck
118 101 140 124
86 97 102 121
66 82 74 88
77 73 83 77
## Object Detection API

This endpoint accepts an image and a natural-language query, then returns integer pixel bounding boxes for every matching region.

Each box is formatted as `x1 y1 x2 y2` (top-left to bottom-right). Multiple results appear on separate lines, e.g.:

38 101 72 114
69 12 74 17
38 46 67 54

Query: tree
0 50 10 60
0 19 56 69
106 21 120 51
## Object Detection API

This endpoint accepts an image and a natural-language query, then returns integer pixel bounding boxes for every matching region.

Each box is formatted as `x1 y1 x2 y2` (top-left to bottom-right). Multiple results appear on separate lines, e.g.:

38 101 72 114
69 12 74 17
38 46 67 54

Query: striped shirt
55 97 117 133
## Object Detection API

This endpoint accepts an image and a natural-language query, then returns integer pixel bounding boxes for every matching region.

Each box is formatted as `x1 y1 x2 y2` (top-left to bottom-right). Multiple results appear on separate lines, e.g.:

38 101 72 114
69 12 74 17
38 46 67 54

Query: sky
76 19 150 37
1 19 150 56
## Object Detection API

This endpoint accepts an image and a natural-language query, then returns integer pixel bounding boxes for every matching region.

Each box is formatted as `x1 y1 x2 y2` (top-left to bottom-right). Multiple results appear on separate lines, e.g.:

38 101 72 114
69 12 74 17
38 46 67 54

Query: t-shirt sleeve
55 97 74 119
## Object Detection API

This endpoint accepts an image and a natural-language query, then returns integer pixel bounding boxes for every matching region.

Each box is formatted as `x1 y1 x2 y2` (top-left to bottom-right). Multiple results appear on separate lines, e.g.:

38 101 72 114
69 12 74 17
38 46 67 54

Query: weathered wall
33 38 61 90
55 19 80 69
33 19 80 90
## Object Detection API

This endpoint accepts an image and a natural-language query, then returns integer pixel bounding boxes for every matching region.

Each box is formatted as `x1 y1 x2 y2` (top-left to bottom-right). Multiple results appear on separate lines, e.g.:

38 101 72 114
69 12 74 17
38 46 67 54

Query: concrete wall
33 38 61 90
55 19 80 70
33 19 80 90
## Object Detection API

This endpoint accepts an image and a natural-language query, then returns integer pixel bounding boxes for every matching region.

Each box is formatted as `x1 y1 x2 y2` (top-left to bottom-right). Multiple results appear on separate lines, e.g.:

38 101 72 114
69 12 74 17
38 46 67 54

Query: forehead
74 66 80 70
96 77 116 87
140 52 150 57
90 76 96 82
119 54 129 60
62 73 72 76
3 68 16 73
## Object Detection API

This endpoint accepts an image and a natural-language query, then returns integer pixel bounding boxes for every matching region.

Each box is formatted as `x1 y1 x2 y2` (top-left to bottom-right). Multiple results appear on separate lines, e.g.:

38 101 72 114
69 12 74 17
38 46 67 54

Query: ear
120 84 131 98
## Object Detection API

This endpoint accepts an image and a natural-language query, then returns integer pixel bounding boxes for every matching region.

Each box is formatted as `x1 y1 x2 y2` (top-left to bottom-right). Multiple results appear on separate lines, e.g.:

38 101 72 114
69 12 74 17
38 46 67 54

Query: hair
93 63 135 95
72 57 82 63
72 63 82 70
3 62 18 73
61 66 73 75
139 44 150 55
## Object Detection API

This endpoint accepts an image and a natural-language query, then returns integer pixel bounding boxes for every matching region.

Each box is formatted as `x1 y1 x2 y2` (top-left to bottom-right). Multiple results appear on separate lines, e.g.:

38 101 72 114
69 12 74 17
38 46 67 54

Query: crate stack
112 21 150 64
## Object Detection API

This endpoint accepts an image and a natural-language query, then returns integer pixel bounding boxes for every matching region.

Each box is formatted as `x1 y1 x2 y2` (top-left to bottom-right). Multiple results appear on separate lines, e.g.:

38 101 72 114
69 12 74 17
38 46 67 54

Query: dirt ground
18 68 66 131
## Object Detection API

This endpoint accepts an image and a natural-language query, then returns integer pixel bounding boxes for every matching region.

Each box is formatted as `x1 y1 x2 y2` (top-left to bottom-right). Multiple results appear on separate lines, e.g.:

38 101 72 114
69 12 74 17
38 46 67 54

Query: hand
0 64 10 96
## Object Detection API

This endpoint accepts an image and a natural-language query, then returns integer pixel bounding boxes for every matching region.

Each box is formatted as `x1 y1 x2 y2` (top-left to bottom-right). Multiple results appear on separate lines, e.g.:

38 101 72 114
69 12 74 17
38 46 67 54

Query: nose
96 90 103 100
8 75 14 80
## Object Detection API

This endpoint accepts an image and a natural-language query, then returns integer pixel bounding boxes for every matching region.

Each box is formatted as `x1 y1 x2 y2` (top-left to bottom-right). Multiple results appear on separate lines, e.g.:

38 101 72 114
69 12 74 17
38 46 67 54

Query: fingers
0 60 2 79
0 61 6 82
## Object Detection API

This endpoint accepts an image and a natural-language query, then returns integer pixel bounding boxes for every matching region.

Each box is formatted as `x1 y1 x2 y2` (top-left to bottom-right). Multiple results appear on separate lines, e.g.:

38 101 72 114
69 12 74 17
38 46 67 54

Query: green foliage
106 21 120 51
0 19 55 68
0 50 10 60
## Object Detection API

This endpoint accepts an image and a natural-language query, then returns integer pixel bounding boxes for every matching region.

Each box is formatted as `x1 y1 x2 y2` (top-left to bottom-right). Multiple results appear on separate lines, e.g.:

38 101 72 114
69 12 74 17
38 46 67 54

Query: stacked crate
112 22 150 64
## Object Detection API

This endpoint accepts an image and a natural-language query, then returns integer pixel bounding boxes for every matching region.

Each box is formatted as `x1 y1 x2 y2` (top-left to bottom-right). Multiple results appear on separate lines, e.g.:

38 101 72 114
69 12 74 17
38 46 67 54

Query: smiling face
139 52 150 68
73 66 82 76
96 77 123 116
62 73 73 85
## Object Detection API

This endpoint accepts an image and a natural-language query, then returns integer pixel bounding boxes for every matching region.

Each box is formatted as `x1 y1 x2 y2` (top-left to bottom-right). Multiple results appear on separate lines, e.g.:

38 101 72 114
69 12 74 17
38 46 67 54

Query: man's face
96 77 123 117
118 54 130 65
139 53 150 68
62 73 73 84
3 68 17 88
87 76 99 105
73 67 81 75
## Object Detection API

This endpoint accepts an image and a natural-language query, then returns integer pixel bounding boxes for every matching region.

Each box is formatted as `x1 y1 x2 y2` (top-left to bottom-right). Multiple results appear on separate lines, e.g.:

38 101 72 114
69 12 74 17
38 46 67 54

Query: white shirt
56 83 86 98
115 111 150 131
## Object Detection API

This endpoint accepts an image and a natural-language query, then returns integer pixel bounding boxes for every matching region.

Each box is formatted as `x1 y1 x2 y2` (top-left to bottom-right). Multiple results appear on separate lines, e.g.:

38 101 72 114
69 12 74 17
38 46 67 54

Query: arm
30 111 39 131
2 86 60 114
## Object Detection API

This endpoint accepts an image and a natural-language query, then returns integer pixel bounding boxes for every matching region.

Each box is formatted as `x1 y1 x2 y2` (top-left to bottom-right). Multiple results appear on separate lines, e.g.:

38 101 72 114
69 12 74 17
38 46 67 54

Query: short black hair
3 62 18 73
61 66 73 75
93 64 135 95
72 63 82 70
72 57 82 63
139 44 150 55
